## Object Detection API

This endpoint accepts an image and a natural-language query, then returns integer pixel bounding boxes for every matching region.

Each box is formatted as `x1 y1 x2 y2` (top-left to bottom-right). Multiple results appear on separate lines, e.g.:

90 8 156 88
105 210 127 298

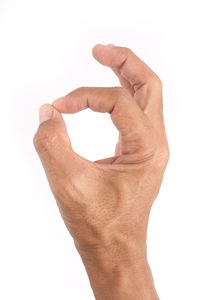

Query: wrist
75 240 159 300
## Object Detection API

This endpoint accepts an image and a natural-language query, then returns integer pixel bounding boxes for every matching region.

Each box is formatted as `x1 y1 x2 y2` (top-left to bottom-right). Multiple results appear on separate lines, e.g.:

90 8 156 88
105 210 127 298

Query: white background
0 0 200 299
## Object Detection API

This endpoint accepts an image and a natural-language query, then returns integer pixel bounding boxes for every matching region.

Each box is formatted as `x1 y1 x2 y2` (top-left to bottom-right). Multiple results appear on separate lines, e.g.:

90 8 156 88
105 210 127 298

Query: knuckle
33 128 59 154
74 86 86 94
114 86 129 99
77 86 85 91
156 144 170 169
164 146 170 163
33 132 42 151
150 73 163 89
121 46 132 54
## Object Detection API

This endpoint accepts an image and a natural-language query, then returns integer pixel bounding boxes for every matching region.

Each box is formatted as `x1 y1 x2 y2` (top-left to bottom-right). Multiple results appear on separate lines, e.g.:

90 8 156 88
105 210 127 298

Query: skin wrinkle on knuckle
151 143 170 171
159 146 170 167
119 46 132 62
118 86 131 99
34 130 63 155
112 86 129 99
138 73 162 95
150 73 163 89
110 87 125 108
132 136 164 169
75 86 85 93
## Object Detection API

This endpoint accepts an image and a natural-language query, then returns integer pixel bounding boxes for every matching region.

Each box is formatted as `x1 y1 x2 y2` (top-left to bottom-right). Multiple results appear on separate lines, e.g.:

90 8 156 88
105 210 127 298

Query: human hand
33 44 169 300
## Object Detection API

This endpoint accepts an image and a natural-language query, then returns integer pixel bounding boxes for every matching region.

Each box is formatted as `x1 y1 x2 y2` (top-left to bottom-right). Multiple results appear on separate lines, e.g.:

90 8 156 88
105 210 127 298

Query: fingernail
39 104 53 124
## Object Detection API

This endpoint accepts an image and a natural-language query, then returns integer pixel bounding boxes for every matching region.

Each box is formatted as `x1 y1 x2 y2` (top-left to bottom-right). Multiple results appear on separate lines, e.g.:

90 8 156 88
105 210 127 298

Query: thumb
33 104 82 194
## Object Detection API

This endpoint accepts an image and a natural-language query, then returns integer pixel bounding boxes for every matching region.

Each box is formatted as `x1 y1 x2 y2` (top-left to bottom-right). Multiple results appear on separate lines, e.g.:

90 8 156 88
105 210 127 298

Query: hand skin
33 44 169 300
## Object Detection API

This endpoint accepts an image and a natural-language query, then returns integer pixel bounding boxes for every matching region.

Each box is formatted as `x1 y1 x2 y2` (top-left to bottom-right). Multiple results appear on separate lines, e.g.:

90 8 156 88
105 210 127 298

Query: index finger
52 87 152 156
